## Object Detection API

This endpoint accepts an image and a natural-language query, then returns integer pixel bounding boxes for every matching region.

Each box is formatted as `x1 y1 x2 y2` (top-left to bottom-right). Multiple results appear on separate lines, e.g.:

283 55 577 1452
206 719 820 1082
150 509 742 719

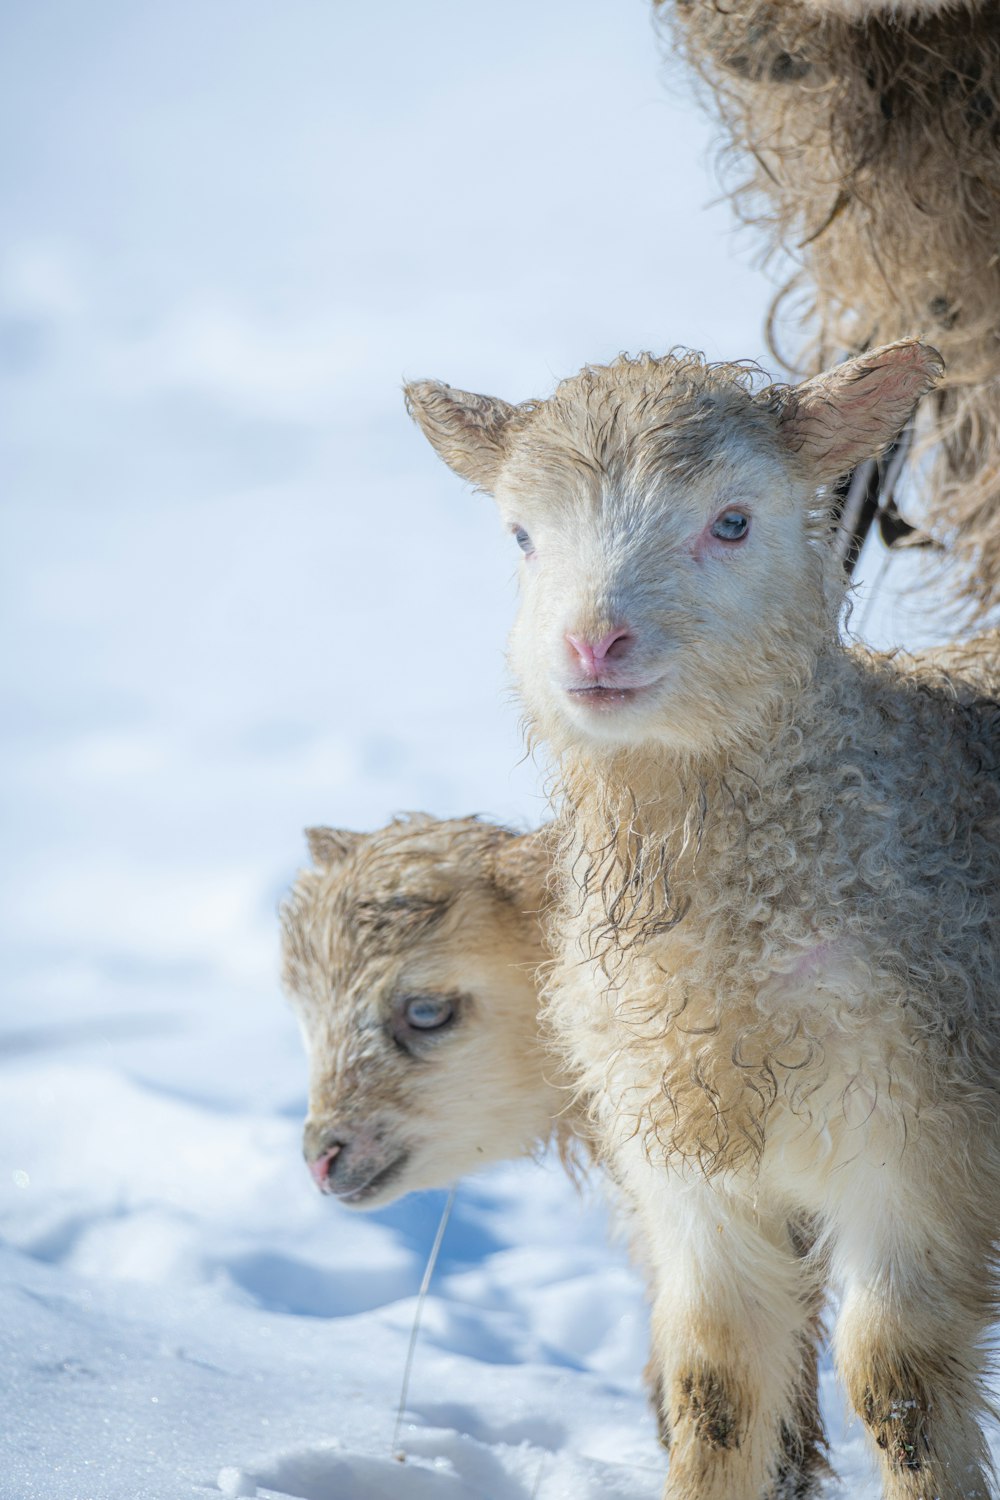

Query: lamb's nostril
566 626 634 673
307 1143 344 1192
600 627 633 662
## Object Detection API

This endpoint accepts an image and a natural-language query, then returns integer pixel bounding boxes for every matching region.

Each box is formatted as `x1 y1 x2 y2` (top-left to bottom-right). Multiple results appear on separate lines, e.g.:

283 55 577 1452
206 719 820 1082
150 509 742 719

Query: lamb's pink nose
308 1144 342 1192
565 626 634 676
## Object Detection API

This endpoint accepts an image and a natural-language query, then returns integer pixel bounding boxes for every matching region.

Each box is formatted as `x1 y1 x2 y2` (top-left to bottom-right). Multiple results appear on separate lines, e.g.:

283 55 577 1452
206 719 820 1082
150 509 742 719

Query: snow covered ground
0 3 969 1497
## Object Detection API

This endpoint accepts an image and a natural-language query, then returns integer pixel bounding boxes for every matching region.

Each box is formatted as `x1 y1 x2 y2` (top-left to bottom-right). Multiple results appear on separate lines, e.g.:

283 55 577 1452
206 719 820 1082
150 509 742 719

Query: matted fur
798 0 993 16
659 0 1000 612
408 343 1000 1500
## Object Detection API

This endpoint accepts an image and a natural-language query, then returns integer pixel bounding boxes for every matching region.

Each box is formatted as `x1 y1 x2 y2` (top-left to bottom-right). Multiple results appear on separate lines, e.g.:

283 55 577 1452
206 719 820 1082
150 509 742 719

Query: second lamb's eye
513 526 534 555
710 510 750 543
404 995 455 1031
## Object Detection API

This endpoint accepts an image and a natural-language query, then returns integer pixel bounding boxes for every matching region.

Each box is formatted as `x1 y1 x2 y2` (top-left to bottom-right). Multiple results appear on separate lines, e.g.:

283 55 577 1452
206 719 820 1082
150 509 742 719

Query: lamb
280 815 558 1205
406 341 1000 1500
658 0 1000 611
280 813 830 1494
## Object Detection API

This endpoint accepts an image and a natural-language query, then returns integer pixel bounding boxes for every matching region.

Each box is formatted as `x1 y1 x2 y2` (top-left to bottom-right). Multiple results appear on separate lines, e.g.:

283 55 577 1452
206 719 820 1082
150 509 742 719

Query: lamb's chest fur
552 641 1000 1183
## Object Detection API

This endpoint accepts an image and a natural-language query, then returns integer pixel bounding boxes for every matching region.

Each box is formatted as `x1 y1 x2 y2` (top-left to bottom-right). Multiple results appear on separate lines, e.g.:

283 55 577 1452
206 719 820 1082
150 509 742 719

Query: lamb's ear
404 379 518 491
493 829 551 914
778 340 943 482
305 826 361 869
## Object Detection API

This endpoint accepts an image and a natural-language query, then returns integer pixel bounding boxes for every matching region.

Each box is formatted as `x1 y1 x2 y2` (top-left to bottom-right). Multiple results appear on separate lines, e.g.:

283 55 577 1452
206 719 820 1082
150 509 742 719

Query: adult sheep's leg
629 1160 823 1500
830 1154 997 1500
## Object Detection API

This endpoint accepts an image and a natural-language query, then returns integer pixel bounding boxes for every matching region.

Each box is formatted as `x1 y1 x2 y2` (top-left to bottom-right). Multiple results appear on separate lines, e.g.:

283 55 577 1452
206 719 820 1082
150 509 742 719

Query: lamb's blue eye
404 996 455 1031
513 526 534 554
710 510 750 542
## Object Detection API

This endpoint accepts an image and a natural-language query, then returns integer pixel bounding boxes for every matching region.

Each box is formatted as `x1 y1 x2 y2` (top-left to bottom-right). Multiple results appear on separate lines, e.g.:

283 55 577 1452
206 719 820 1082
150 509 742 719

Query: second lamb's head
281 816 555 1209
406 342 941 762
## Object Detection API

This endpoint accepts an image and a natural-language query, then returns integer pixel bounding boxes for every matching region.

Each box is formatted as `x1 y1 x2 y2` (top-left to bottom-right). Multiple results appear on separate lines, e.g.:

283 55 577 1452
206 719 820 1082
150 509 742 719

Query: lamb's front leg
644 1214 829 1497
630 1158 822 1500
830 1151 996 1500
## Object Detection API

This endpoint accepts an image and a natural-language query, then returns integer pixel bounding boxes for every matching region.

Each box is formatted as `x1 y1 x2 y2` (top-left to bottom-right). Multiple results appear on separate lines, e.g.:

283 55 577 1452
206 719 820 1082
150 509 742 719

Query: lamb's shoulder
847 630 1000 748
720 644 1000 908
838 639 1000 852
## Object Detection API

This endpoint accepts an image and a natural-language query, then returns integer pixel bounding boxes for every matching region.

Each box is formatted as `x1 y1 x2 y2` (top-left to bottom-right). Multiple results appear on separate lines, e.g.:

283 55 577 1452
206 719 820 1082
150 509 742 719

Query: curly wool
544 632 1000 1181
659 0 1000 612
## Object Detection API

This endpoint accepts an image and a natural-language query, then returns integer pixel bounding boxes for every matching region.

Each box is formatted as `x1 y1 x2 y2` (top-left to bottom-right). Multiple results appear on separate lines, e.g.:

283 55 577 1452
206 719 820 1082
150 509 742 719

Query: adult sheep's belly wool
661 0 1000 613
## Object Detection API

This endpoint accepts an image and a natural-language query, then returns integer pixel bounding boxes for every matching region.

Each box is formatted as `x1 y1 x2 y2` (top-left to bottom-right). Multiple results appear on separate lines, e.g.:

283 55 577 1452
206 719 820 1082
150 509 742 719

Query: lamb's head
407 342 941 761
280 815 555 1209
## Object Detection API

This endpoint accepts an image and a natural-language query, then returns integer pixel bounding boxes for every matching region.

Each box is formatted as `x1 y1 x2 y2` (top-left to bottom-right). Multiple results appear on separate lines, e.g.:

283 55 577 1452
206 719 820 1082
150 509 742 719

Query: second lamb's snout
565 625 634 677
302 1117 410 1205
307 1141 343 1192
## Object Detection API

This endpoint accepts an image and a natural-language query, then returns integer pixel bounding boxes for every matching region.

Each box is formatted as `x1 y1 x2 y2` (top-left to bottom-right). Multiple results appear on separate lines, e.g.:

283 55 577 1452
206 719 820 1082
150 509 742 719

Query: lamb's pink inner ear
780 340 944 482
404 380 517 492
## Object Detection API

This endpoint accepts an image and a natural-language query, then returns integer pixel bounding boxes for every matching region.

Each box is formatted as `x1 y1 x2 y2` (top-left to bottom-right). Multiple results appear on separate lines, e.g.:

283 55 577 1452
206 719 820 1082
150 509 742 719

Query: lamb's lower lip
333 1152 410 1206
565 679 660 711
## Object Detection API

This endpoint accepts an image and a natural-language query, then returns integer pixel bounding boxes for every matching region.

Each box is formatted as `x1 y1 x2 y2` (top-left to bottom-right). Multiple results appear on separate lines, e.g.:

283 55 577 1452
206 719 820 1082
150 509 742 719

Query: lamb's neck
562 744 702 840
556 645 850 914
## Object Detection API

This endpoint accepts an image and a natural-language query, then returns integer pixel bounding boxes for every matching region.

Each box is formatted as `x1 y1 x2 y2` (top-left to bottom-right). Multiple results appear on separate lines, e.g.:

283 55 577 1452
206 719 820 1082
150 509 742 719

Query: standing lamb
406 341 1000 1500
280 812 829 1493
659 0 1000 610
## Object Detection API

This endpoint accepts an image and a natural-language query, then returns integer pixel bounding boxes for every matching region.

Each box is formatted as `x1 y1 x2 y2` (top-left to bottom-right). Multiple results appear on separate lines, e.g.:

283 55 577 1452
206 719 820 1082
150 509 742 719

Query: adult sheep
280 812 830 1495
406 341 1000 1500
661 0 1000 610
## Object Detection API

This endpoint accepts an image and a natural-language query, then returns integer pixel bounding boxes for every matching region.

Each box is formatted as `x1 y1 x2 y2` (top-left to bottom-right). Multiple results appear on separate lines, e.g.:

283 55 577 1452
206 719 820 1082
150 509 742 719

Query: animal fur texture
798 0 990 17
658 0 1000 612
406 341 1000 1500
280 813 830 1492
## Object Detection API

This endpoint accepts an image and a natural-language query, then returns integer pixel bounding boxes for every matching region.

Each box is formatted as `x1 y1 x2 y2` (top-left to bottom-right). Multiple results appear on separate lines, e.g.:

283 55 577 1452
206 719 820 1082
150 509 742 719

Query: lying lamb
280 813 829 1494
407 341 1000 1500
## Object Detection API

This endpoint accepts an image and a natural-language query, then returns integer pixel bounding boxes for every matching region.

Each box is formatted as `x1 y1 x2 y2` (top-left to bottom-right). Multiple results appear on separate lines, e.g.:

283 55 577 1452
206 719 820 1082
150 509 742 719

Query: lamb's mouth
566 679 660 710
333 1151 411 1206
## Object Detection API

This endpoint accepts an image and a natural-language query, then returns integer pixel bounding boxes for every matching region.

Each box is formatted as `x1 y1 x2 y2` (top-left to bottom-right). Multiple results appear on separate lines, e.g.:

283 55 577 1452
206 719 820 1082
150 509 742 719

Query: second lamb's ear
404 380 518 491
306 826 361 869
493 829 552 915
778 340 944 483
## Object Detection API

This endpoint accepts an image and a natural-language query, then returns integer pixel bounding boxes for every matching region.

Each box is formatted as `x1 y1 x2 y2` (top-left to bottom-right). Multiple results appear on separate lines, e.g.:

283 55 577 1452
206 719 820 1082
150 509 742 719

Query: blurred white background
0 0 788 1076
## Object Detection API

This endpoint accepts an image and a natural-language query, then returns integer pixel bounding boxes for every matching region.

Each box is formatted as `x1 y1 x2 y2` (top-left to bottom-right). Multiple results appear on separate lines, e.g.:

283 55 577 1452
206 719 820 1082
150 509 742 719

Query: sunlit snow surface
0 2 984 1496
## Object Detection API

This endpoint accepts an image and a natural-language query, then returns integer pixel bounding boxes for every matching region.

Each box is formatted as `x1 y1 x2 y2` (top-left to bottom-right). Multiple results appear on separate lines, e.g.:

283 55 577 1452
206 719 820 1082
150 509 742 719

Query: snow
0 1 972 1497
